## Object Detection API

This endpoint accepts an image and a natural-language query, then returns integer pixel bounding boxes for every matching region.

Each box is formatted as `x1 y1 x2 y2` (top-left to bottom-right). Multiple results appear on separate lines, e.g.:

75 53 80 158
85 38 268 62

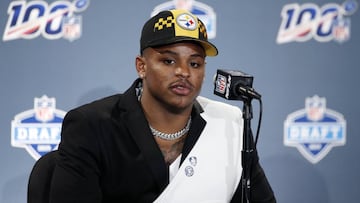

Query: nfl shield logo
215 74 226 94
63 15 82 41
35 95 55 122
306 95 325 121
332 18 350 43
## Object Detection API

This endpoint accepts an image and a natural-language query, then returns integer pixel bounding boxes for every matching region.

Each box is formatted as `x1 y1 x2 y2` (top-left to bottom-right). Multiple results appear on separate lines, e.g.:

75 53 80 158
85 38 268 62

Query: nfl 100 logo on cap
284 95 346 164
11 95 66 160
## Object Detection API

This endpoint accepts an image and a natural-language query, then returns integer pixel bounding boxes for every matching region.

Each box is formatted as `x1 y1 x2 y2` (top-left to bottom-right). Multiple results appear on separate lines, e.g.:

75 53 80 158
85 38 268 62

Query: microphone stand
241 96 255 203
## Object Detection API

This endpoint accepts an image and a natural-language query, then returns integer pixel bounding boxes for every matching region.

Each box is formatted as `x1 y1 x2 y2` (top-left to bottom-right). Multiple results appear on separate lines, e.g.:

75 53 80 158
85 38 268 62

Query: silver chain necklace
149 117 191 140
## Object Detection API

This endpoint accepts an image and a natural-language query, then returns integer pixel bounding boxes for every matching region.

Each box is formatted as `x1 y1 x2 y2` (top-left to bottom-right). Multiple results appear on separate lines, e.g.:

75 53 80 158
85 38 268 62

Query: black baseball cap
140 9 218 56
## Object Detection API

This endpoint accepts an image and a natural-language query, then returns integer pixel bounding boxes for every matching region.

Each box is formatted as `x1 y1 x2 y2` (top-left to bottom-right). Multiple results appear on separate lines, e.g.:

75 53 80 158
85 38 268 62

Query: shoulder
65 94 122 121
78 94 120 111
196 96 242 120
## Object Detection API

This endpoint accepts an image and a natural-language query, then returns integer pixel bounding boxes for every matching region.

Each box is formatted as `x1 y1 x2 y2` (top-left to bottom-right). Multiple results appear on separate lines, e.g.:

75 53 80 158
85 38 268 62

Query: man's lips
170 81 193 96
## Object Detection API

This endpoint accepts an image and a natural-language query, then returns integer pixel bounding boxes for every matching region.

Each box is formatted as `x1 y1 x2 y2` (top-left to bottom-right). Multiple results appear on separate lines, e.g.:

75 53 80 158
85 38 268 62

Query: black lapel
180 100 206 164
116 80 168 191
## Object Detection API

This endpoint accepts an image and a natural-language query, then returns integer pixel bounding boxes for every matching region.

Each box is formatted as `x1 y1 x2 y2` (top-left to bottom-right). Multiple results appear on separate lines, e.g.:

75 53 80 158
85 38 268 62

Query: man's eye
163 59 175 65
190 62 201 68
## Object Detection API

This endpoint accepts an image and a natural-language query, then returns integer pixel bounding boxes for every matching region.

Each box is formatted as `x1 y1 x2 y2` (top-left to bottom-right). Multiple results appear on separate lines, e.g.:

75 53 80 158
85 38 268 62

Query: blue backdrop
1 0 359 202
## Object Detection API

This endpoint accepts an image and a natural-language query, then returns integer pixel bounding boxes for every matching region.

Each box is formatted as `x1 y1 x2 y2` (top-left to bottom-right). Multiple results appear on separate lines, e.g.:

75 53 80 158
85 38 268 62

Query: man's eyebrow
156 49 177 56
156 49 205 59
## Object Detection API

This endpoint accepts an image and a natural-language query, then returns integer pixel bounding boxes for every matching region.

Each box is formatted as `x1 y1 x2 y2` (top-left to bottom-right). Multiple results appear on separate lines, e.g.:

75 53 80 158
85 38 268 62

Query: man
49 9 276 202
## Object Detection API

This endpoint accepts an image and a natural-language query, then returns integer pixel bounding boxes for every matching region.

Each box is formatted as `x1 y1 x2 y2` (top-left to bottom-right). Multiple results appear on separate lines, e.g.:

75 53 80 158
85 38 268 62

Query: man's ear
135 55 146 79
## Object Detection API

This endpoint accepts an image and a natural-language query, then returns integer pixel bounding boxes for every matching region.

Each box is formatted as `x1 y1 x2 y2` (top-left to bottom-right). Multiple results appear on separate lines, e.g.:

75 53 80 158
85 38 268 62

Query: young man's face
137 42 206 112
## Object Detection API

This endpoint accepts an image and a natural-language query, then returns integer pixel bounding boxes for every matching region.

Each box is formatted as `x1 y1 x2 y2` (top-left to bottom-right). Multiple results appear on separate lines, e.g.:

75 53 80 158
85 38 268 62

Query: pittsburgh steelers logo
176 13 197 30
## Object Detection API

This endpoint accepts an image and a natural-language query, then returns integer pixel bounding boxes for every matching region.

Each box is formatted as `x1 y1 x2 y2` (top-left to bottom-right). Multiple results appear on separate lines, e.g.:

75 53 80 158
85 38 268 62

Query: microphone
213 69 261 100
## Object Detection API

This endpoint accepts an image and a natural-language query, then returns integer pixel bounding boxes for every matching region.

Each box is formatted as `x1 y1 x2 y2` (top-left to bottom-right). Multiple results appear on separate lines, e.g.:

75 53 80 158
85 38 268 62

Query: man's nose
175 64 190 78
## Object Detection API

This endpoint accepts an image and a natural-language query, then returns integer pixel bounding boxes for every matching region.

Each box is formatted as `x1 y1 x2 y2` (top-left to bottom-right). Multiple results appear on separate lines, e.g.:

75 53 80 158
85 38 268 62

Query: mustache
170 79 194 89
